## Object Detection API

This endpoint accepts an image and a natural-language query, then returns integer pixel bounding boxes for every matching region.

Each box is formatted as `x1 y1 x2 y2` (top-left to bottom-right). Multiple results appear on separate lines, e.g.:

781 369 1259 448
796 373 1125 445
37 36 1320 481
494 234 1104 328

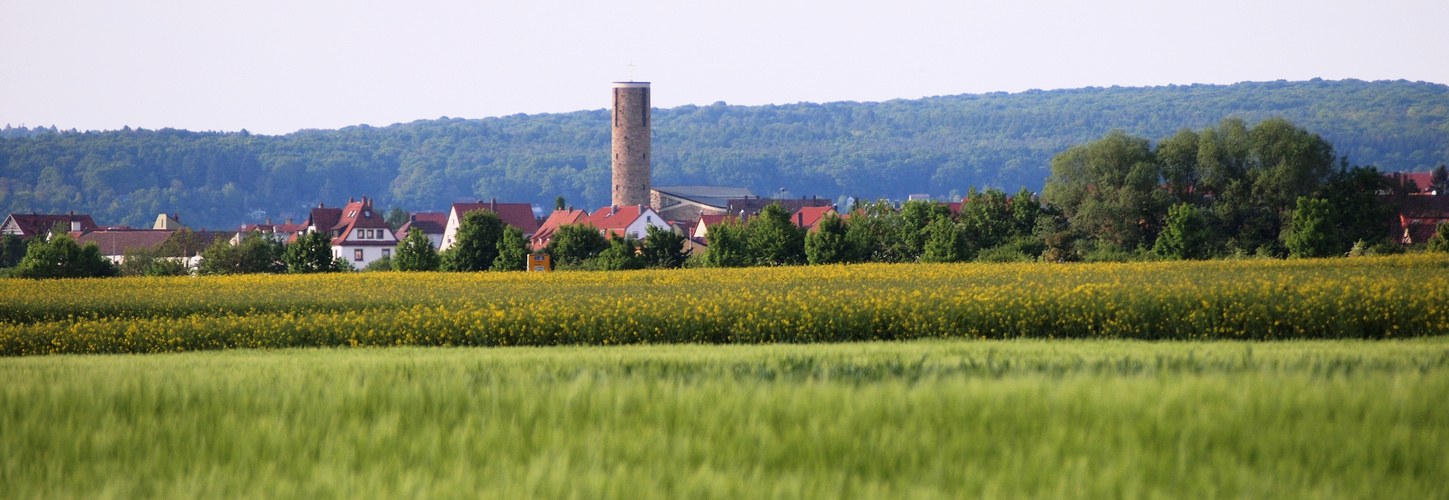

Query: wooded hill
2 78 1446 229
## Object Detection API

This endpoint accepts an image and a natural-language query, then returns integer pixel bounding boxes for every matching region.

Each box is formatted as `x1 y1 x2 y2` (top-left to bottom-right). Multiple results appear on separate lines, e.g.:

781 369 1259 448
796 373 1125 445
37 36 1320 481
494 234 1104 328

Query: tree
0 234 26 268
199 233 284 275
920 215 969 263
1008 187 1043 239
1425 221 1449 253
641 224 687 269
118 248 188 277
555 196 567 211
745 202 806 266
440 209 505 272
545 224 610 268
595 234 645 271
1042 130 1166 250
384 207 410 231
844 200 905 263
1321 164 1393 251
897 200 951 259
157 228 207 259
363 255 394 271
960 187 1012 251
282 231 337 273
701 219 750 268
805 212 850 265
11 234 117 279
1152 203 1212 260
392 228 440 271
1430 164 1448 195
491 226 529 271
1284 197 1337 259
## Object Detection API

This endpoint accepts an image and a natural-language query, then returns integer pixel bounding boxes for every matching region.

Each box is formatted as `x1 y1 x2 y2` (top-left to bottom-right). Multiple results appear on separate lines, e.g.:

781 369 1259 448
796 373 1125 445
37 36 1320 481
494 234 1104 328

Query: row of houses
9 170 1441 268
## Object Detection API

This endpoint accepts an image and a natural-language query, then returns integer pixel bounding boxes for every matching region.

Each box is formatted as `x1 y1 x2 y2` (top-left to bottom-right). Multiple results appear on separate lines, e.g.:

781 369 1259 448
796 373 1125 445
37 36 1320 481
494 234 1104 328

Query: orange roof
586 205 644 234
530 209 590 250
792 206 837 230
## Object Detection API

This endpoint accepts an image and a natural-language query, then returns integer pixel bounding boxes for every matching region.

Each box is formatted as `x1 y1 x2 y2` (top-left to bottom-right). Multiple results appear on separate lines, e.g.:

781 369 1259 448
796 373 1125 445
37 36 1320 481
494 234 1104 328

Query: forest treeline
2 78 1446 229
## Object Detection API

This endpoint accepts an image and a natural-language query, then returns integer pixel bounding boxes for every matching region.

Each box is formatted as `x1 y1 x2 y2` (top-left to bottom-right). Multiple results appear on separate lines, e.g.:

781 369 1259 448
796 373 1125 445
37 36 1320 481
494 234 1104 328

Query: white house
327 197 398 268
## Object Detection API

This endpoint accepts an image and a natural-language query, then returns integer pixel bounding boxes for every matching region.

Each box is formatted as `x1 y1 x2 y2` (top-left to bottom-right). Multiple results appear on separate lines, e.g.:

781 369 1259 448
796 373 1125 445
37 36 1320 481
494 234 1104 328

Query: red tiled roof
75 229 175 256
331 197 395 245
1387 172 1437 194
792 206 837 230
530 209 589 250
3 213 99 238
452 201 540 236
586 205 643 234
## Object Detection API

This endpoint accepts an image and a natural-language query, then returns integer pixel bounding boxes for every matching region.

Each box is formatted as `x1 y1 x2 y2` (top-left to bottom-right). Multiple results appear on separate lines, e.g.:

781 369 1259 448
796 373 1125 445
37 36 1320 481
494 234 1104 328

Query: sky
2 0 1446 136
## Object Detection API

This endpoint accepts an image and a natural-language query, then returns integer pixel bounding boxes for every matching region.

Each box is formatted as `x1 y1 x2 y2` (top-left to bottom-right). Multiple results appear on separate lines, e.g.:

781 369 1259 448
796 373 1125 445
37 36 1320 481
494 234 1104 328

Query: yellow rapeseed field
2 255 1446 355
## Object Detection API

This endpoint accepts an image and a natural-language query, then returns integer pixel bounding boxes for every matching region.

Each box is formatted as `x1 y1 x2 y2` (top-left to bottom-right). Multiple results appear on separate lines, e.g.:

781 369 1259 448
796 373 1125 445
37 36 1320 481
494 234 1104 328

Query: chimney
173 213 179 222
318 202 325 208
266 218 272 225
286 218 293 225
67 211 74 216
490 198 497 212
350 197 355 203
797 212 804 227
611 205 618 215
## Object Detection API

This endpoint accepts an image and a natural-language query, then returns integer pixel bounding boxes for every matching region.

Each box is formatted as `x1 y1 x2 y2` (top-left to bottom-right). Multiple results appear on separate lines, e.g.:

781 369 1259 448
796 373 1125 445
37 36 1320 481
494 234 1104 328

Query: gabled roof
2 213 99 238
792 206 838 230
653 185 757 209
152 214 186 230
306 205 343 234
452 201 541 235
586 205 654 235
1386 172 1438 195
694 214 747 241
530 209 590 250
75 229 175 257
331 197 395 246
397 212 448 239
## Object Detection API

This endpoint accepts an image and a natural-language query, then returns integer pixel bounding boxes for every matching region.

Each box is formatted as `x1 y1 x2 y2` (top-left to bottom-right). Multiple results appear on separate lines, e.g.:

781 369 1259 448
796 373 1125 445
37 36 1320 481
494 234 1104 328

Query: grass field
4 255 1448 355
4 339 1447 498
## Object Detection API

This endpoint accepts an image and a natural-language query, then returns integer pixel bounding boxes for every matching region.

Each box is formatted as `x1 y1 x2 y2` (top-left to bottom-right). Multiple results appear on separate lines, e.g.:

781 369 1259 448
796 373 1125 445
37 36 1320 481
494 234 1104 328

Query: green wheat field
4 339 1446 498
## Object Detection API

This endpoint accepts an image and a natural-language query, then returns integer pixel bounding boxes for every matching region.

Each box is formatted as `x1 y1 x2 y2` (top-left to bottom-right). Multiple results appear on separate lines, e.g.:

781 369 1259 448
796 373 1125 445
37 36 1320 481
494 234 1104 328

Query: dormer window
363 211 371 218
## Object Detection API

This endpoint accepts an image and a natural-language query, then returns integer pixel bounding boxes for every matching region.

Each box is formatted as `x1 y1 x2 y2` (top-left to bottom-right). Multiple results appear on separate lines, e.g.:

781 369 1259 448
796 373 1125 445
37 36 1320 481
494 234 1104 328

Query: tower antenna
628 61 635 82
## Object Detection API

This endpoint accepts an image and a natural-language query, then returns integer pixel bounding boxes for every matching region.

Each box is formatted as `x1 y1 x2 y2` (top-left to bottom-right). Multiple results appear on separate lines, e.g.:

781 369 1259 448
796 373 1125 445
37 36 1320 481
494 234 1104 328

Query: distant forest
2 78 1446 229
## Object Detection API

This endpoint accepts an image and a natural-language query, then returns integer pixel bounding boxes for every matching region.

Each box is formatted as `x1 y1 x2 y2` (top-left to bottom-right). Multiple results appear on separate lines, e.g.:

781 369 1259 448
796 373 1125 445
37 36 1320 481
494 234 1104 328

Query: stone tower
611 81 651 207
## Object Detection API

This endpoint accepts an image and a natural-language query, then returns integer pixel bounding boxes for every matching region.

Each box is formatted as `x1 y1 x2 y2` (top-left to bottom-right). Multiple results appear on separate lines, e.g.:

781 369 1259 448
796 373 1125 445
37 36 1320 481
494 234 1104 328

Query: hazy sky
3 0 1446 135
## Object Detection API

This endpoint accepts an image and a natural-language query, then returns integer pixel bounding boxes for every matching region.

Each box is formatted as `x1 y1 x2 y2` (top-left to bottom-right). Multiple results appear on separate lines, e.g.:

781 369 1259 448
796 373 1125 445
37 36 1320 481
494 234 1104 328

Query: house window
354 249 364 261
367 229 374 239
382 249 391 258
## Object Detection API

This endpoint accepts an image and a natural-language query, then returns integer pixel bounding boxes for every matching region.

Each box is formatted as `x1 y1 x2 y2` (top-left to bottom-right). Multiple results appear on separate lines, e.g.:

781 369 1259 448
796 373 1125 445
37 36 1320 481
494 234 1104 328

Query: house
2 212 99 239
530 208 589 251
233 218 307 245
692 214 747 241
328 196 397 268
396 212 449 250
792 206 839 232
725 197 833 218
153 213 186 230
1386 172 1441 195
584 205 671 240
440 199 541 251
1393 195 1449 245
650 185 757 221
75 229 176 263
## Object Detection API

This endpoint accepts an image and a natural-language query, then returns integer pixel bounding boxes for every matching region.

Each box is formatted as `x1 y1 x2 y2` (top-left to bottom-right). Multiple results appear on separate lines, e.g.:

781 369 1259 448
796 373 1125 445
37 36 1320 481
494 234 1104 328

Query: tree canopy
1 79 1445 229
